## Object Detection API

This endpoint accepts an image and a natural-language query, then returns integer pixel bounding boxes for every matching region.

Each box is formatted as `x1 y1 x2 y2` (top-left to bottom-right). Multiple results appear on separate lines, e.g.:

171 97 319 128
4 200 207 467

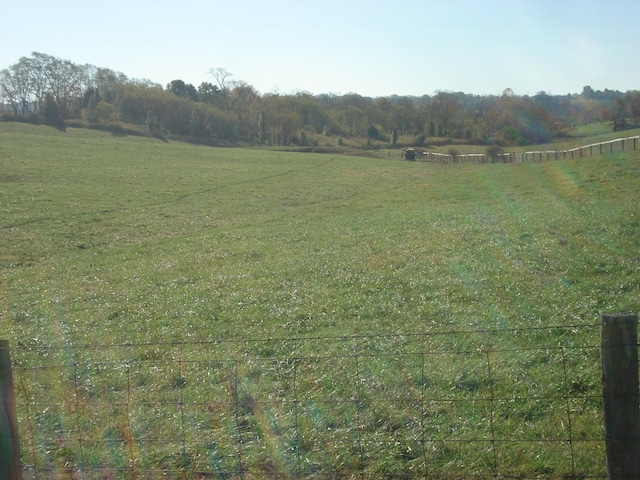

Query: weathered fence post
601 313 640 479
1 340 21 480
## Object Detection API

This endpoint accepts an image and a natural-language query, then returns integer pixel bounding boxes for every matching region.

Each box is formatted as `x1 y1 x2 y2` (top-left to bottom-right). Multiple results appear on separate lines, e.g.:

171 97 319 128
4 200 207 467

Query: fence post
1 340 21 480
601 313 640 479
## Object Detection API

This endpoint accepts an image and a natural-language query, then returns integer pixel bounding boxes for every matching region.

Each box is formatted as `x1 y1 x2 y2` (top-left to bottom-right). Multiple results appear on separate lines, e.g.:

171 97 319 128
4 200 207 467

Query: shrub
486 144 504 161
43 93 65 129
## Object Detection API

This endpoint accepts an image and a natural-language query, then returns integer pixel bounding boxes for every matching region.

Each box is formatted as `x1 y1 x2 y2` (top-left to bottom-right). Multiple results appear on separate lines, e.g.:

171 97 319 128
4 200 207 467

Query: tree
297 92 329 133
43 93 64 128
208 67 235 111
393 99 421 135
84 94 98 124
12 59 34 112
431 90 460 137
257 111 267 144
340 106 366 137
94 101 115 124
94 67 127 103
198 82 220 105
366 124 380 141
25 53 49 111
0 68 21 114
611 97 627 131
33 53 88 117
371 97 393 131
189 109 204 137
625 91 640 126
167 79 198 102
145 110 161 136
582 85 595 99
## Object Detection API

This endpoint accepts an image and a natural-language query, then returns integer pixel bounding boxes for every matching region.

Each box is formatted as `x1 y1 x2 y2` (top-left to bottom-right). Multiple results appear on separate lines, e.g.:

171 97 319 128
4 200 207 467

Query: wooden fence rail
417 135 639 163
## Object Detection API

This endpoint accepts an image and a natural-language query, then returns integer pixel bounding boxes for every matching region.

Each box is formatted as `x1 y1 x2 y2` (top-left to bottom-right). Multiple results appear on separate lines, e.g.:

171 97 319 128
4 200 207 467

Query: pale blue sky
3 0 639 97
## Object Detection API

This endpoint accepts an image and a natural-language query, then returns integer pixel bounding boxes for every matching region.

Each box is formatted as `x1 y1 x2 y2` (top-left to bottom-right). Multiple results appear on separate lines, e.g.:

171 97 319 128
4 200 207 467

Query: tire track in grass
1 157 337 231
174 157 336 202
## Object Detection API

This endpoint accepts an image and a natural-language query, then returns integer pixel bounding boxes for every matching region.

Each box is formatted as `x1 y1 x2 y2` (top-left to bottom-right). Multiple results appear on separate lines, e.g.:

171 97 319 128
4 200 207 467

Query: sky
2 0 639 98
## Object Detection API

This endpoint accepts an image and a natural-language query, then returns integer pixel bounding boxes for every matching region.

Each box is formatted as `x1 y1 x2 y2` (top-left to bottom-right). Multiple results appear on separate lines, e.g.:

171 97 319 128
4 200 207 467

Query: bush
43 93 65 129
447 147 459 157
485 144 504 160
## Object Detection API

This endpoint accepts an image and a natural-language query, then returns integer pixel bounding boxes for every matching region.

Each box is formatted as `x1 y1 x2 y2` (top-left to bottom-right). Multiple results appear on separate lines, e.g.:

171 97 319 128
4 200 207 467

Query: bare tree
208 67 235 111
0 57 40 113
0 68 19 113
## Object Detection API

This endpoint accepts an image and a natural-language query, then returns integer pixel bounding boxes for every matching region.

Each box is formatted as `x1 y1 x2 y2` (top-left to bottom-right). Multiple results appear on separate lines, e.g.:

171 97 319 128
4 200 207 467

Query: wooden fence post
1 340 21 480
601 313 640 479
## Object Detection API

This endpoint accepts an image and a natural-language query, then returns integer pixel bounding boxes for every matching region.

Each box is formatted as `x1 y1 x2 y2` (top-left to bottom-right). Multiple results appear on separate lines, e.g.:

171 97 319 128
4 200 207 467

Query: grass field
1 122 639 478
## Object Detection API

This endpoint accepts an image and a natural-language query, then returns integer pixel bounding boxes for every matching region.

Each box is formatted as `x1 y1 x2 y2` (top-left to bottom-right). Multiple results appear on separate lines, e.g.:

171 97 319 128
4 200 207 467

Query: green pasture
1 122 639 478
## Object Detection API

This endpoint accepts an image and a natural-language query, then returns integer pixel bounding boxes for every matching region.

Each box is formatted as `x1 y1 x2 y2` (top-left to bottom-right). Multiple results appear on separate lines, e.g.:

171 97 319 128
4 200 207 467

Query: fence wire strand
7 323 610 479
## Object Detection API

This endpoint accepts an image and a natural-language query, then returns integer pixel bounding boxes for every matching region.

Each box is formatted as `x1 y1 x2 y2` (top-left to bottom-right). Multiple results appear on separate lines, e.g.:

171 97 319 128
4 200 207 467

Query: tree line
2 52 640 147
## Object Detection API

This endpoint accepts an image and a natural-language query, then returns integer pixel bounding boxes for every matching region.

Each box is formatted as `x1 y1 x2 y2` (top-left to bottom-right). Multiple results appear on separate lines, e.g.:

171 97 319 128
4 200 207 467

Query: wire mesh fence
6 324 610 479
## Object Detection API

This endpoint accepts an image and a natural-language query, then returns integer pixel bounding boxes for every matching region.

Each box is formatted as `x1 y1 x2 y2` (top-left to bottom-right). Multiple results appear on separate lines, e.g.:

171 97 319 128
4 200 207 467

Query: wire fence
416 135 640 163
3 323 617 479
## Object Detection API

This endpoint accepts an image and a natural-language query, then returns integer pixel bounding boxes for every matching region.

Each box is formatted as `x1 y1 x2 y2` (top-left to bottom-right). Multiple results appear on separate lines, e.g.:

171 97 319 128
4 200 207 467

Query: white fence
419 135 640 163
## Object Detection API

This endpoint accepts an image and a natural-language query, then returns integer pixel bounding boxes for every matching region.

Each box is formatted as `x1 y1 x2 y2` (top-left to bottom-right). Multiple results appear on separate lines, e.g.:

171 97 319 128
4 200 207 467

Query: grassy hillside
1 122 639 478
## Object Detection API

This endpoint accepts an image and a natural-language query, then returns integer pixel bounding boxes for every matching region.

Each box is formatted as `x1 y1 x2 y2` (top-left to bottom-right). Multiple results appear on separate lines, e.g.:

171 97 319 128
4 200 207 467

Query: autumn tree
229 82 259 140
626 91 640 126
431 90 460 137
296 92 329 133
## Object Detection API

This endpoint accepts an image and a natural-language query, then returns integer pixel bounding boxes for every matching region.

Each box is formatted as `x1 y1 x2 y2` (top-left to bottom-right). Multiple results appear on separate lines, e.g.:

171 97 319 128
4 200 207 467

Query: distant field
1 122 639 478
328 124 640 158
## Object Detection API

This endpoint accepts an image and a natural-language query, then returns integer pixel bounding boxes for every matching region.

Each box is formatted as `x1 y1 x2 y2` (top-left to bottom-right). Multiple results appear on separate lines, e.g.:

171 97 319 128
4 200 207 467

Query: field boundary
417 135 640 163
3 318 638 479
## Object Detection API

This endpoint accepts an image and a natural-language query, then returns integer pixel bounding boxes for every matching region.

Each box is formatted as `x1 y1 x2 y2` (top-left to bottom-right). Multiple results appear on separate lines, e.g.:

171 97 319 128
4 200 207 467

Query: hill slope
1 122 639 477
